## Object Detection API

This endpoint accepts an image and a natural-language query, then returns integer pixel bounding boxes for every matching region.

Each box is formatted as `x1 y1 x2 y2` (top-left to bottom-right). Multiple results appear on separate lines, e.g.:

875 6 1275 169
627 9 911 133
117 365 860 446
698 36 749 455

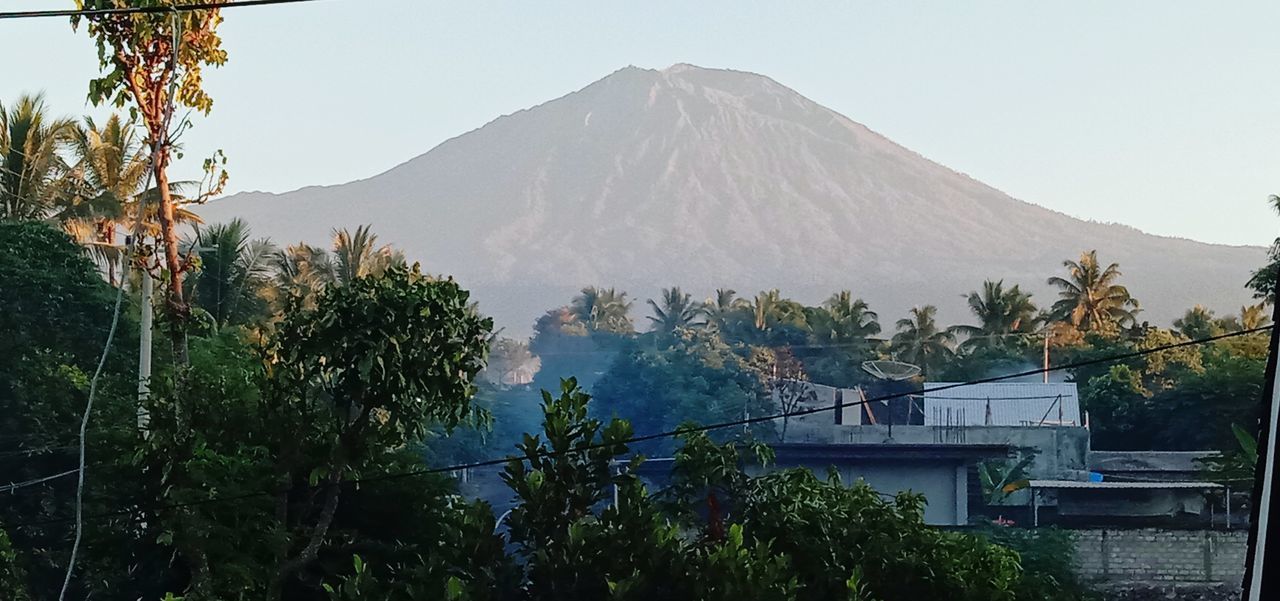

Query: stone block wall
1071 528 1247 583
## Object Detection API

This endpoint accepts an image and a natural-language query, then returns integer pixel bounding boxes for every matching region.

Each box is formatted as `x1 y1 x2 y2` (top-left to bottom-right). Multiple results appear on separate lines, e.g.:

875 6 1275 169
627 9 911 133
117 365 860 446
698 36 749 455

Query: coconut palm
265 242 336 310
702 288 747 331
1239 303 1271 331
749 289 806 332
647 286 704 334
1 93 75 220
890 305 956 375
332 224 403 285
1172 305 1223 340
809 290 880 345
952 280 1038 350
184 219 277 327
1047 250 1140 333
55 115 150 284
572 286 634 334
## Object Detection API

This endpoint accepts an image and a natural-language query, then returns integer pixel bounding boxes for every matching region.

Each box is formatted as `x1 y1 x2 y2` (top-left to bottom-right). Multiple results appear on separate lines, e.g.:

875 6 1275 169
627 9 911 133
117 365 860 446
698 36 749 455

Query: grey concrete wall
834 425 1090 480
1072 529 1247 584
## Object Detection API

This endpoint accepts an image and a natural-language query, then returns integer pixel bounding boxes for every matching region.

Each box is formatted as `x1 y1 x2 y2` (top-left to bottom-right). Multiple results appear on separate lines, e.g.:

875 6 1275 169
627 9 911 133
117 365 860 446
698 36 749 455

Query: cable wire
0 0 328 20
1 470 80 494
10 325 1269 531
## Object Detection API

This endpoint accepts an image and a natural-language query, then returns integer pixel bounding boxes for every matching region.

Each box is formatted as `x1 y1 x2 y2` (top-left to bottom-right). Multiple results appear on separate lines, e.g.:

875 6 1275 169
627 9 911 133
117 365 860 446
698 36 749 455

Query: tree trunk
151 152 190 366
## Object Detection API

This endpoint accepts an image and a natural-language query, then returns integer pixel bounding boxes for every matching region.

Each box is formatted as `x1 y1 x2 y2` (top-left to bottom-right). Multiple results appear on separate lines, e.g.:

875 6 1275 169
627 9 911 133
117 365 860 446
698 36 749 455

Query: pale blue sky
3 0 1277 246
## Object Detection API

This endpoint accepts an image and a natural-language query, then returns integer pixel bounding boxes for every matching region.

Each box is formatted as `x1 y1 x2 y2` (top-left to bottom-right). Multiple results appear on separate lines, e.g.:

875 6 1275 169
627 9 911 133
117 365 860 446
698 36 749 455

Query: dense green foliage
4 190 1277 600
974 526 1092 601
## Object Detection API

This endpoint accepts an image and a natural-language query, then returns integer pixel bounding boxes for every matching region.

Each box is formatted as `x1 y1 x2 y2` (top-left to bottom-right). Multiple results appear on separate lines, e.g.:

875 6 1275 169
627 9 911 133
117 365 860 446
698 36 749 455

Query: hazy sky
3 0 1277 246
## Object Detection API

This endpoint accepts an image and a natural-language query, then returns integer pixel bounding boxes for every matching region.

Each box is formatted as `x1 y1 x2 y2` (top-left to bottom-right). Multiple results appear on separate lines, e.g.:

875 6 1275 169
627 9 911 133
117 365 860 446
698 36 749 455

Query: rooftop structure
921 382 1081 427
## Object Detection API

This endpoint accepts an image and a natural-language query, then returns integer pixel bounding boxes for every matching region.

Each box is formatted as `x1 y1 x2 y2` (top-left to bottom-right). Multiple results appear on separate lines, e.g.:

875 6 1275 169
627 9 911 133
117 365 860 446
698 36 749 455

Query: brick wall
1071 528 1247 584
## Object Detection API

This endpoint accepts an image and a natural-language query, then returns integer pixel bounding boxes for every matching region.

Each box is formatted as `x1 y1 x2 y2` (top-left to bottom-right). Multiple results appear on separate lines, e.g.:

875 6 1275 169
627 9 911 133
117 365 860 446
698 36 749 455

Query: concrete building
765 443 1011 526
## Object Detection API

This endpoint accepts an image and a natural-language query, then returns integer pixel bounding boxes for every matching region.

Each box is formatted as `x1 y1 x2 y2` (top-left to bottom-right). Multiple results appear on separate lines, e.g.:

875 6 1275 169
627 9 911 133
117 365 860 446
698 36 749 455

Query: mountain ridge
201 63 1265 333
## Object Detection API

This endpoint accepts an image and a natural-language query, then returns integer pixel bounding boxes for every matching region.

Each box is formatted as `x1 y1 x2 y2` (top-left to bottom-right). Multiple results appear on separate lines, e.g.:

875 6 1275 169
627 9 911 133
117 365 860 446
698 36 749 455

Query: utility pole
137 264 153 431
1243 298 1280 601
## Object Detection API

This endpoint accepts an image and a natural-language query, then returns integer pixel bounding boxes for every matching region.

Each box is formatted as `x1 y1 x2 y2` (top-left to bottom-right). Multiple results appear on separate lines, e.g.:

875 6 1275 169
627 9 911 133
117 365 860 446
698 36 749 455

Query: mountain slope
201 64 1265 332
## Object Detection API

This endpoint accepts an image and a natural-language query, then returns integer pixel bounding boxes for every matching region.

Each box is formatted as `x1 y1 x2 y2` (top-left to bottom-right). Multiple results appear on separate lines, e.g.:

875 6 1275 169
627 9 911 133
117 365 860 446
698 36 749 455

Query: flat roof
1028 479 1223 490
922 382 1082 427
772 442 1011 461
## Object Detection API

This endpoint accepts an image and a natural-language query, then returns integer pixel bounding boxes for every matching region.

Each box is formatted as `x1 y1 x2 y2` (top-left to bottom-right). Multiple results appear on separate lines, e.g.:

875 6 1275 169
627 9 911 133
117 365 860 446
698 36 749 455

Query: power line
7 326 1267 530
0 470 80 494
0 0 328 20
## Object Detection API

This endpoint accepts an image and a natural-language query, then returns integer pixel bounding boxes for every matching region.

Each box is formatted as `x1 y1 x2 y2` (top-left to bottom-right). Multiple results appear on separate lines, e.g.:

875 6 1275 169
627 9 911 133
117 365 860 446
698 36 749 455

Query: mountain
200 64 1266 334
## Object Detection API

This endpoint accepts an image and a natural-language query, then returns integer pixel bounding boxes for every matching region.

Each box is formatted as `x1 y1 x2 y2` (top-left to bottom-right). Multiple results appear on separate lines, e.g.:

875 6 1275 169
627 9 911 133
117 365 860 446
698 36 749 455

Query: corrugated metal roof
1028 480 1222 490
921 382 1081 427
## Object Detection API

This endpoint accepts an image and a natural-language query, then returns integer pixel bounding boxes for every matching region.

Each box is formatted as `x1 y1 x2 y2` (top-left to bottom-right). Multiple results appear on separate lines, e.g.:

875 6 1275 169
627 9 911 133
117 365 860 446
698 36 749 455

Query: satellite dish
861 360 921 381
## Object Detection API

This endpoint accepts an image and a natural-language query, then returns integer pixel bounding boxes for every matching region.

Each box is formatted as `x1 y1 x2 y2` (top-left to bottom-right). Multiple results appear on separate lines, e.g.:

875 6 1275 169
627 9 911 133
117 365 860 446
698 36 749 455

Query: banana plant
979 454 1036 505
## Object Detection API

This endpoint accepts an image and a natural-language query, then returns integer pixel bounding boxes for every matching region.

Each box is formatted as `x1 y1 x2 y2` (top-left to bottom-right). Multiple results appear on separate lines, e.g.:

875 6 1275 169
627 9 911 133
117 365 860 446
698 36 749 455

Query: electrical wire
0 470 80 494
9 325 1269 531
0 0 329 20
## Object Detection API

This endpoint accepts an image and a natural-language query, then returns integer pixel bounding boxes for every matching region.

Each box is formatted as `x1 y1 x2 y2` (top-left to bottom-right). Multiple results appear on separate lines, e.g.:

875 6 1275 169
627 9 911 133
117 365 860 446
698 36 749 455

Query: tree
890 305 956 376
808 291 880 344
0 528 32 601
184 218 276 327
0 93 74 220
702 288 746 331
669 431 1024 601
1173 305 1224 340
978 454 1035 505
331 224 403 285
266 241 336 310
0 221 143 598
56 114 150 284
72 0 234 365
259 264 492 596
502 381 796 601
1247 194 1279 303
1198 424 1259 486
1238 303 1272 331
482 337 542 387
747 346 816 443
592 329 771 447
570 286 634 334
952 280 1038 350
647 286 704 335
1046 250 1140 334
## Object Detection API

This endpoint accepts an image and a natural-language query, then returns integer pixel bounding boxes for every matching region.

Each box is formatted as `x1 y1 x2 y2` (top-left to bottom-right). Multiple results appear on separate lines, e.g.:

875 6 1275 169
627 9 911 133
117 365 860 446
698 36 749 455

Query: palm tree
1173 305 1223 340
1 93 75 220
646 286 703 334
572 286 634 334
1239 303 1271 331
1046 250 1140 334
749 289 806 332
890 305 956 376
952 280 1038 350
702 288 747 332
269 242 336 306
184 219 277 327
57 115 150 284
809 290 880 345
331 224 403 285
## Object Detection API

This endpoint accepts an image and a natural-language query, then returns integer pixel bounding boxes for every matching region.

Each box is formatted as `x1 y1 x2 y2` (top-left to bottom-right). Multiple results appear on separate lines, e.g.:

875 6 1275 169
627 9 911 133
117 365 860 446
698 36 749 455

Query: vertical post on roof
1227 485 1232 530
1043 333 1050 384
1242 299 1280 601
